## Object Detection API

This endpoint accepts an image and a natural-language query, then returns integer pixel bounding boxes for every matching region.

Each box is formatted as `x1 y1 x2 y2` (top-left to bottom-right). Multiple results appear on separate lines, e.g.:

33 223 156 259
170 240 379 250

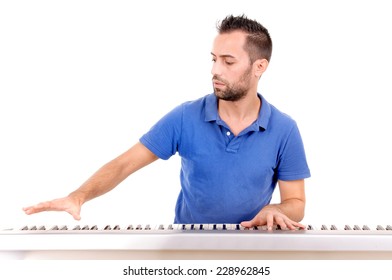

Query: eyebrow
211 52 236 59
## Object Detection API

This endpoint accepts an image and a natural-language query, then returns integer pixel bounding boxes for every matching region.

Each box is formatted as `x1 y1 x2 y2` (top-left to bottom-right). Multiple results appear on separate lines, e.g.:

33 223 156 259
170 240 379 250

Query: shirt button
226 131 231 136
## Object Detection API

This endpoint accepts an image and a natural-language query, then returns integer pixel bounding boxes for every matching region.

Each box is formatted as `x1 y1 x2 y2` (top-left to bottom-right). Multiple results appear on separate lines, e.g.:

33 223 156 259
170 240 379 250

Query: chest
178 121 280 171
219 115 258 137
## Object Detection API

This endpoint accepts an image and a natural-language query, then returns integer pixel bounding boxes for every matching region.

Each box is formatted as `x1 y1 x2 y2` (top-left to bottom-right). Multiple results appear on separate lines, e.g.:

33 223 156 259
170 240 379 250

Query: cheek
225 64 253 84
229 68 246 82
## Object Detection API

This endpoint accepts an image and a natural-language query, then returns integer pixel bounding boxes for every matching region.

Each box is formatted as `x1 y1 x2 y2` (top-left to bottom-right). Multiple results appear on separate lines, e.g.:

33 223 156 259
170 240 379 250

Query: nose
211 60 222 77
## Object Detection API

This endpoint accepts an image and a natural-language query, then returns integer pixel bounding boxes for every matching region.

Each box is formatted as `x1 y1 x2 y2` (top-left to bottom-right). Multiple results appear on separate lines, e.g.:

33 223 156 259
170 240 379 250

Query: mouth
213 80 226 88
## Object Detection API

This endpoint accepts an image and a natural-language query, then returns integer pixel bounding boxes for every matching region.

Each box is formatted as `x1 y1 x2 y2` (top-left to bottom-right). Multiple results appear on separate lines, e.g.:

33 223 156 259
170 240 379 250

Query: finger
275 216 287 230
285 220 297 230
283 219 305 230
240 221 251 228
23 201 53 214
68 208 81 221
291 221 306 230
266 213 274 230
241 219 257 228
71 213 81 220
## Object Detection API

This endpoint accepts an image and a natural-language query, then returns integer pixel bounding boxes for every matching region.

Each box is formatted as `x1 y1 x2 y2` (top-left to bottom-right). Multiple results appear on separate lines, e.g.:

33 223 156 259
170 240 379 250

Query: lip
213 80 226 87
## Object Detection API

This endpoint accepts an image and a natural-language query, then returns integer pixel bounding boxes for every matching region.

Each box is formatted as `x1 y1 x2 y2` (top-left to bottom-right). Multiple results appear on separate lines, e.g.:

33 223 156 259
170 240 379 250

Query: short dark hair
217 14 272 63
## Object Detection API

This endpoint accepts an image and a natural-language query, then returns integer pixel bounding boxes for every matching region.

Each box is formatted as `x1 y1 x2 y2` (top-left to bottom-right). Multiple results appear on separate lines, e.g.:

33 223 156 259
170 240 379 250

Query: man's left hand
240 206 305 230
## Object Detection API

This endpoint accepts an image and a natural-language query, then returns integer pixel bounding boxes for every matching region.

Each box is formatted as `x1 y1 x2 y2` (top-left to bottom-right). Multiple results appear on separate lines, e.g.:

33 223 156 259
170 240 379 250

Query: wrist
263 204 283 213
68 191 86 206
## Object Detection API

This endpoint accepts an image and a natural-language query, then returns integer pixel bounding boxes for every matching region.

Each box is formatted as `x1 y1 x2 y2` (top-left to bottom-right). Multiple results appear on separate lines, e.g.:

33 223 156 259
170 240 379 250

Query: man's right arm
22 142 158 220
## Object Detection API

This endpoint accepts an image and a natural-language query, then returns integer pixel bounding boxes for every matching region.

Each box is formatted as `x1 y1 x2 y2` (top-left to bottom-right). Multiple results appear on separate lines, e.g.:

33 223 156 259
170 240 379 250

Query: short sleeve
139 104 183 160
277 122 311 181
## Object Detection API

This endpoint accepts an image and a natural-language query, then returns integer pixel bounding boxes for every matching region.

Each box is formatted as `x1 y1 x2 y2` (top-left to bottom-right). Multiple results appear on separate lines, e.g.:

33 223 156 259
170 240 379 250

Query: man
23 15 310 230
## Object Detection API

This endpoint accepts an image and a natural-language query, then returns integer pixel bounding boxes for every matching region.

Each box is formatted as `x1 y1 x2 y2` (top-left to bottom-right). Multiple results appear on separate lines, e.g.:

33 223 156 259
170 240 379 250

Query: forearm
68 159 129 205
69 142 158 206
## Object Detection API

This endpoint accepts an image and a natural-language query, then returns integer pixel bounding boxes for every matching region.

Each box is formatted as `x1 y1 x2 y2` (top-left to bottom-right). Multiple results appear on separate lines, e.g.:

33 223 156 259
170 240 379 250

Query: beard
213 66 252 102
214 82 247 102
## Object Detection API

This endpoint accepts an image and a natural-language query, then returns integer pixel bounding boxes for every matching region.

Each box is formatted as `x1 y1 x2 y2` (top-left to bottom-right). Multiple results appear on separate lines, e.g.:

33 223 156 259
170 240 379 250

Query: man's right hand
23 196 82 220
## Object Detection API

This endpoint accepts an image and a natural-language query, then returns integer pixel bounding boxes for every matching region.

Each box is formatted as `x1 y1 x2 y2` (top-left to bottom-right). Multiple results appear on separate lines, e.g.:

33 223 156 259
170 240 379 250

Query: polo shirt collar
204 93 271 131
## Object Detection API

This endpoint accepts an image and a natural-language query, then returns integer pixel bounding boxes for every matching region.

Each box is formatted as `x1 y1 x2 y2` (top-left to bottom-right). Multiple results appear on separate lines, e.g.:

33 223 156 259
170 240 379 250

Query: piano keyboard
4 223 392 231
2 224 392 260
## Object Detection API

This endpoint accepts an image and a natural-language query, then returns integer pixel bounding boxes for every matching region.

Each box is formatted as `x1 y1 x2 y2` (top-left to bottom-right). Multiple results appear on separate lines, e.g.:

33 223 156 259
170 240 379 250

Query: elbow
296 199 306 222
296 209 305 222
282 197 305 222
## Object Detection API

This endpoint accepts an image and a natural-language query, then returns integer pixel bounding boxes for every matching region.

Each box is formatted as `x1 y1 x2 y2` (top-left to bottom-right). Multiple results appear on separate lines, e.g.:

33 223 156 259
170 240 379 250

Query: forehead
212 31 248 57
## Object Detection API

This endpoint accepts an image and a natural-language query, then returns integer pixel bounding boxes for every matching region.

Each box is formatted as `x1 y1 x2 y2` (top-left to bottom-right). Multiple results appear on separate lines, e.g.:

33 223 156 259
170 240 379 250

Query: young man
23 15 310 230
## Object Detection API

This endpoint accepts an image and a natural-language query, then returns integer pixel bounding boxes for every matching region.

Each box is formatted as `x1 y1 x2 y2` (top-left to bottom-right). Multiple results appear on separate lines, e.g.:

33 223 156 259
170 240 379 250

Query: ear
253 58 269 78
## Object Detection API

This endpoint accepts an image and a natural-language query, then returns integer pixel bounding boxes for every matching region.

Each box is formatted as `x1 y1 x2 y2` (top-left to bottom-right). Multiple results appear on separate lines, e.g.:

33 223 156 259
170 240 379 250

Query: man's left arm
241 179 306 230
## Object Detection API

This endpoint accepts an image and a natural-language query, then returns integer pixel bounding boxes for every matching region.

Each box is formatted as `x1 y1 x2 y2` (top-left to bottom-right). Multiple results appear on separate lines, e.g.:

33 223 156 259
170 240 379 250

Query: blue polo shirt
140 93 310 224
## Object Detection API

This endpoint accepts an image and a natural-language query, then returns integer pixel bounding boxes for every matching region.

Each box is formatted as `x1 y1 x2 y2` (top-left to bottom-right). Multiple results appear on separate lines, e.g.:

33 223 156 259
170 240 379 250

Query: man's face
211 31 255 102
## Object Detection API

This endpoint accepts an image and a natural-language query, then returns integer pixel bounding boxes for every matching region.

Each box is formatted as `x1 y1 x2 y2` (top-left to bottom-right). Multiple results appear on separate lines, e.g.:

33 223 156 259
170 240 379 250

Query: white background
1 0 391 228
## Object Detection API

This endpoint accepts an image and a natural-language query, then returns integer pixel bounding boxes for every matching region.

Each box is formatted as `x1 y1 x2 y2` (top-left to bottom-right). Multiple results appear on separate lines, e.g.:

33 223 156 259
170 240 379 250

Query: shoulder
270 103 297 128
177 94 214 120
261 96 298 134
180 94 211 110
155 94 212 126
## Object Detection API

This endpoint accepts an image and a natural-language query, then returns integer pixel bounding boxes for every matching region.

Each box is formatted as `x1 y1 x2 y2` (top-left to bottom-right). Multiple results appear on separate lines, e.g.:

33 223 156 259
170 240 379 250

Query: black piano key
38 225 46 230
29 226 37 230
73 225 81 230
307 225 314 230
236 224 241 230
90 225 98 230
199 224 204 230
330 225 338 230
59 225 68 230
213 224 217 230
103 225 111 230
386 225 392 230
158 224 164 230
167 224 173 230
126 225 134 230
136 224 142 230
377 225 385 230
20 226 29 231
145 224 151 230
344 225 352 230
182 224 186 230
222 224 227 230
190 224 195 230
353 225 361 230
321 225 328 230
50 225 59 230
362 225 370 230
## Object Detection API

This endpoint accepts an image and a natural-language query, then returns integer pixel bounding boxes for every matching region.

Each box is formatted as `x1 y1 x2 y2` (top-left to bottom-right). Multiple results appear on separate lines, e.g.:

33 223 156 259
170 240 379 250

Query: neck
217 92 261 136
218 92 260 121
